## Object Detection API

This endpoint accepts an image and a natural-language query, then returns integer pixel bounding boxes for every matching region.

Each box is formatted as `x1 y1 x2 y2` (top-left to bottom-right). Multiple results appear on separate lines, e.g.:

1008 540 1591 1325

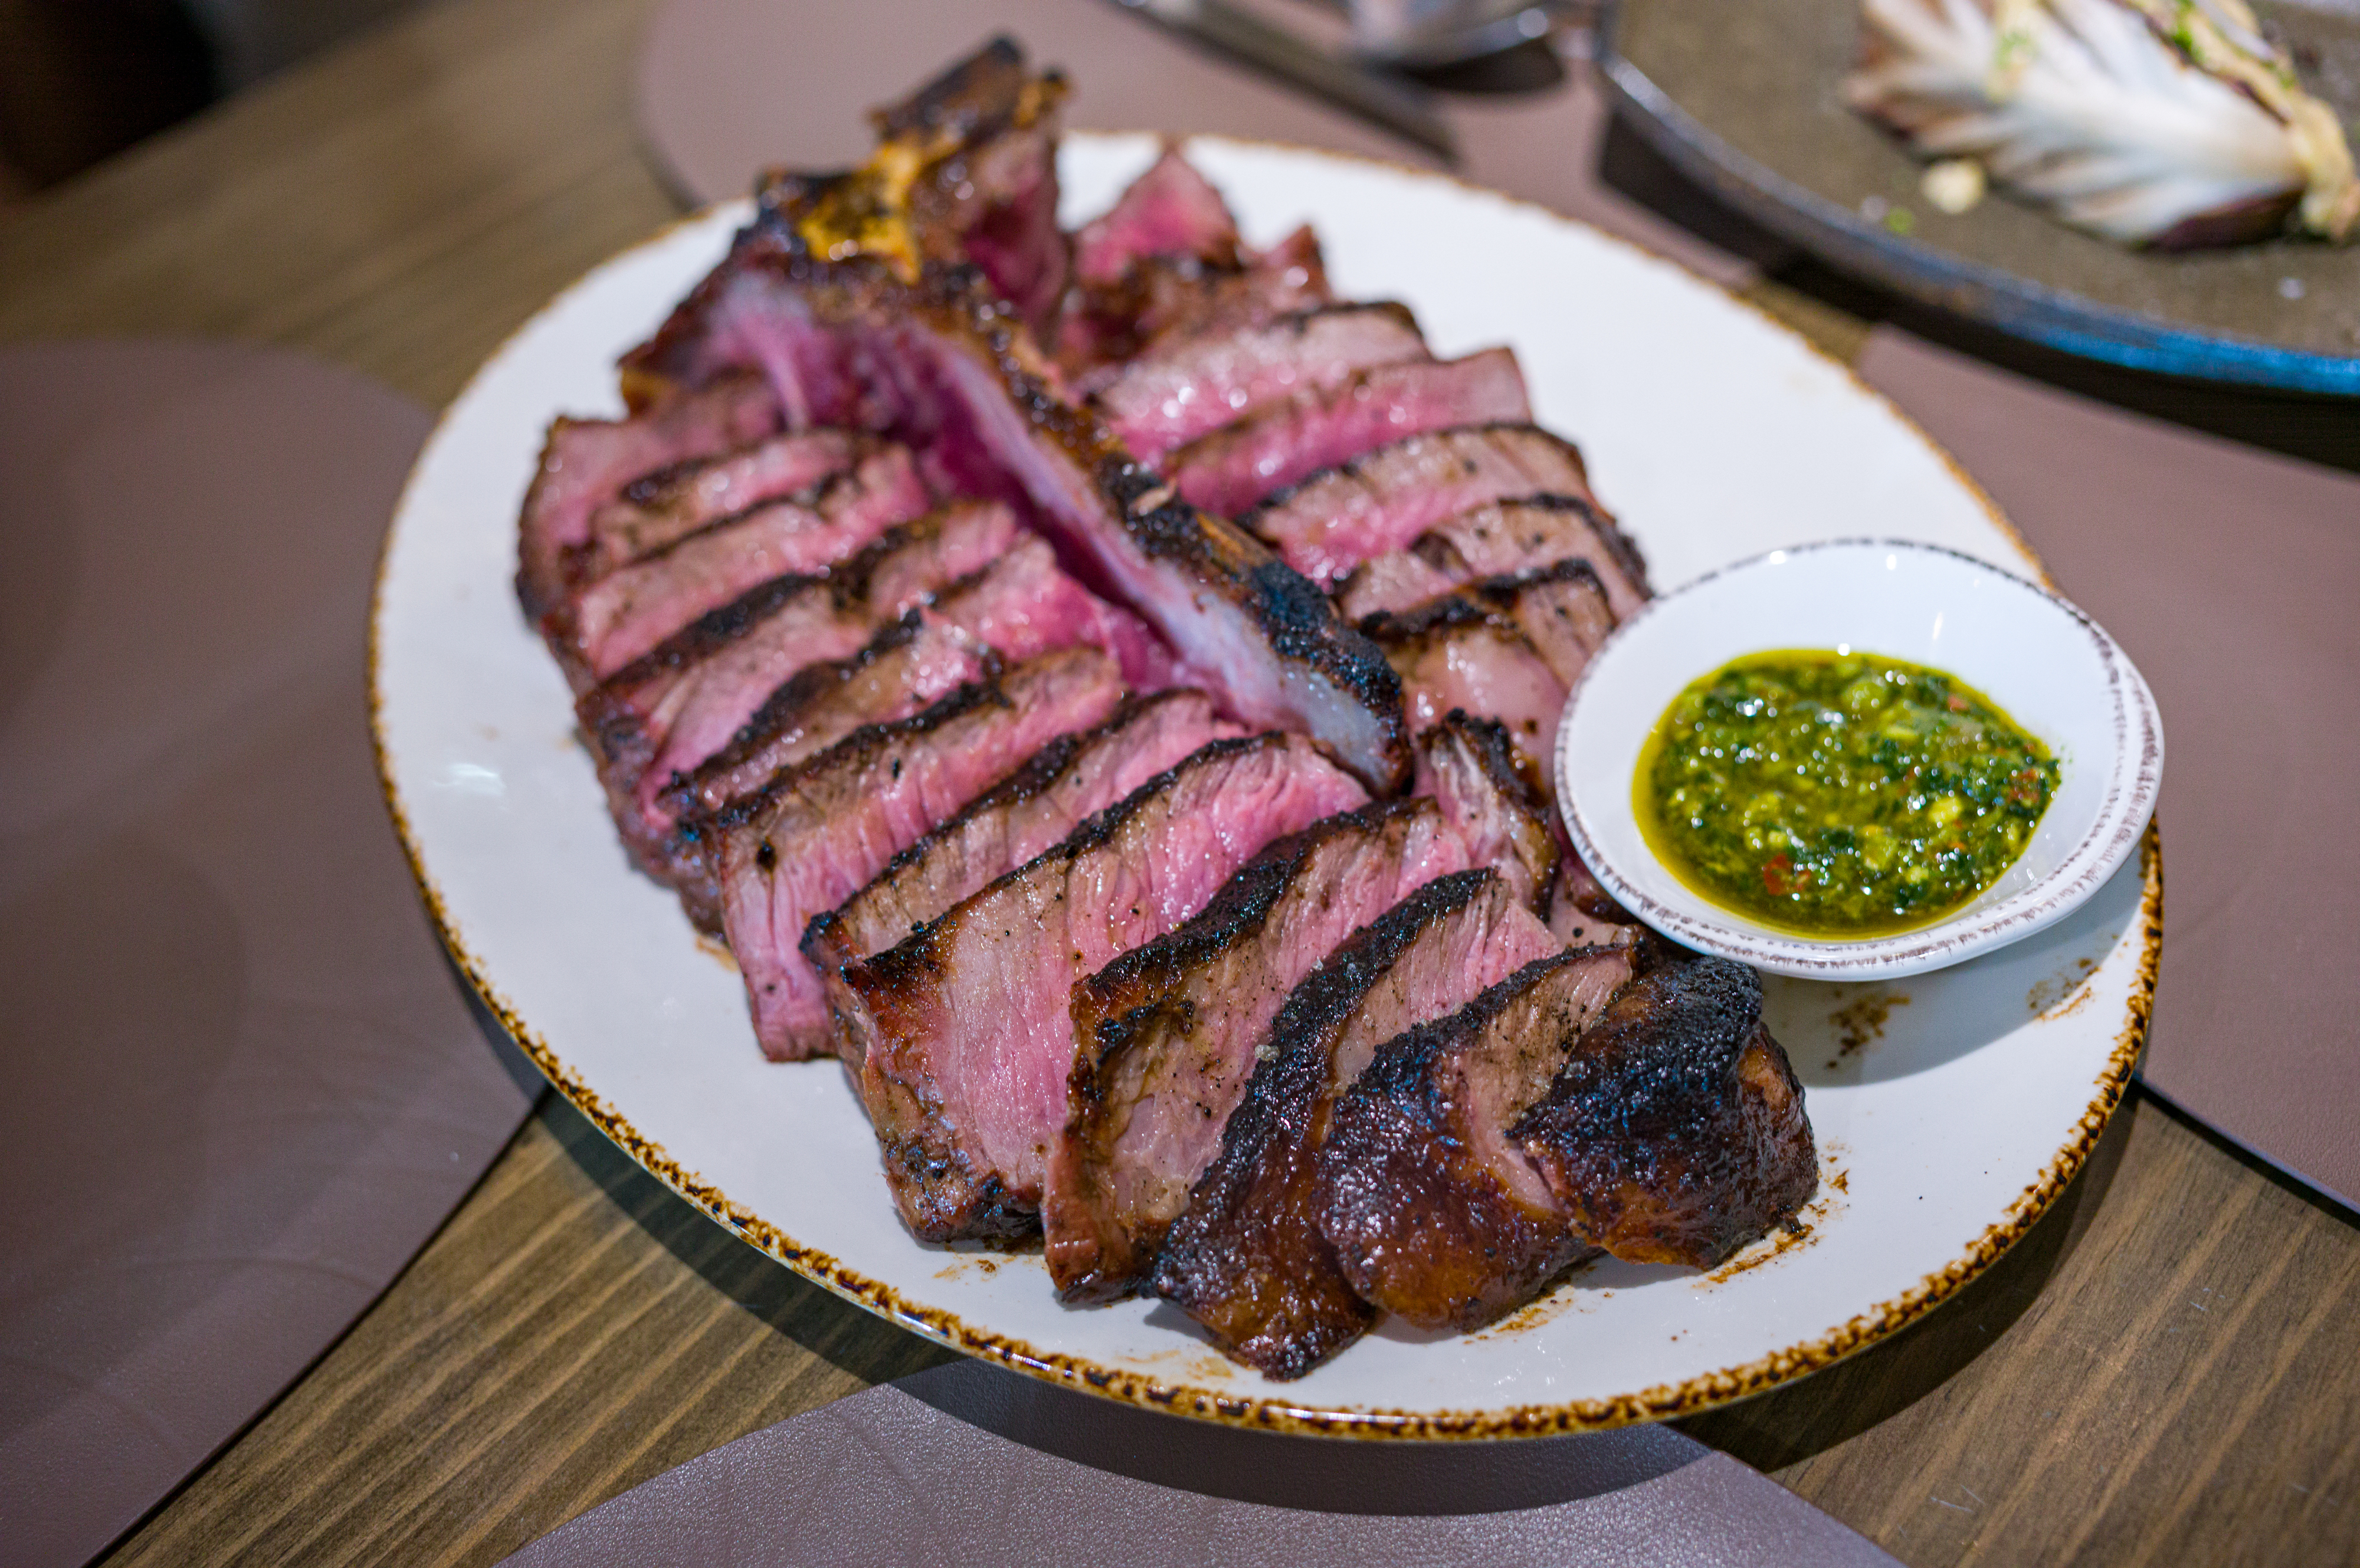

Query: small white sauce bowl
1556 539 2164 980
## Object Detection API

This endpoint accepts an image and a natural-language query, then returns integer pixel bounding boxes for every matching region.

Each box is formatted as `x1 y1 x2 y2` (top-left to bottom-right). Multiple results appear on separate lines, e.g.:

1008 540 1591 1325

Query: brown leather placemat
634 0 1755 286
0 340 537 1567
1858 326 2360 1212
499 1359 1900 1565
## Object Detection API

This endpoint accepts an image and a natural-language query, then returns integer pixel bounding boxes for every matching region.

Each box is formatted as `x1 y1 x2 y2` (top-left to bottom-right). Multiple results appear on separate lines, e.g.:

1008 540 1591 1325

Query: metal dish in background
1598 0 2360 395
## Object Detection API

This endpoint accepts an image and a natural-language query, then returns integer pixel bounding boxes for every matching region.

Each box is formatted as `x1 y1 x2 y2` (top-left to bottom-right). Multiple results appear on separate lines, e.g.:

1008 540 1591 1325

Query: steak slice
1169 350 1532 519
921 534 1176 690
1153 871 1562 1377
1363 598 1567 790
1412 711 1560 919
1072 146 1243 287
1048 799 1469 1303
1514 956 1817 1268
620 224 1407 789
1460 560 1618 689
578 502 1018 880
1061 226 1332 378
1336 494 1650 622
657 611 998 833
849 732 1368 1240
569 429 873 587
1242 425 1597 585
805 691 1250 1067
707 646 1128 1059
517 370 779 620
1319 942 1636 1332
551 445 933 683
1093 303 1430 464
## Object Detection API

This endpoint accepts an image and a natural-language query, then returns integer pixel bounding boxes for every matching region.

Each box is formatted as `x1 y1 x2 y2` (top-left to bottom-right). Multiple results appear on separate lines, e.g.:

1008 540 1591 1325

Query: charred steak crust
1153 868 1556 1377
1051 798 1451 1303
1237 422 1592 536
1513 957 1818 1269
1318 944 1635 1333
1412 710 1561 917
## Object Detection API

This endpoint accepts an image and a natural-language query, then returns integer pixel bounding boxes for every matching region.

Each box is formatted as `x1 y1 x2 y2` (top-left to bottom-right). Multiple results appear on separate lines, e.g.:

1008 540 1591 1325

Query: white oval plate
1559 539 2164 981
372 133 2160 1438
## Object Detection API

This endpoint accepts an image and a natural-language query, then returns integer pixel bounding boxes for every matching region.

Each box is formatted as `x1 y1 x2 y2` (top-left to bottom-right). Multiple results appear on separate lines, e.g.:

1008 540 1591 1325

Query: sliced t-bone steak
578 502 1018 881
1169 350 1531 519
1071 146 1243 287
618 219 1407 789
1336 494 1649 622
805 691 1249 1068
1048 798 1469 1303
1458 560 1617 689
657 611 997 832
1514 956 1816 1269
549 445 933 683
1153 870 1562 1377
1412 712 1559 919
1318 943 1636 1332
569 428 874 587
1093 303 1431 465
517 369 778 620
1241 425 1597 586
1362 598 1566 791
848 732 1368 1241
706 645 1128 1060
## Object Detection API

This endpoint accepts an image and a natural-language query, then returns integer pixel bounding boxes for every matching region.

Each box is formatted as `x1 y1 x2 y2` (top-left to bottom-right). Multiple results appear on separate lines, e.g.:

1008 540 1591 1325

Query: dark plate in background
1600 0 2360 393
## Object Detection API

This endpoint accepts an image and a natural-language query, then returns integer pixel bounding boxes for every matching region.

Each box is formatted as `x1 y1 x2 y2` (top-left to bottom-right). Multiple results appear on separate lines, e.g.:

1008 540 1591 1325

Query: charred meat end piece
1319 943 1635 1332
1336 494 1647 622
849 732 1368 1241
1048 798 1471 1303
517 370 779 621
1154 870 1563 1376
1168 349 1531 519
710 646 1127 1061
1243 425 1595 586
1094 302 1430 465
805 689 1251 1070
1515 956 1817 1268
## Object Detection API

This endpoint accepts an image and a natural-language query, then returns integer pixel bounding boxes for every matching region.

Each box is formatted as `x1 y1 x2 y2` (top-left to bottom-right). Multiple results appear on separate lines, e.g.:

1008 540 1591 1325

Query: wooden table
5 1 2354 1562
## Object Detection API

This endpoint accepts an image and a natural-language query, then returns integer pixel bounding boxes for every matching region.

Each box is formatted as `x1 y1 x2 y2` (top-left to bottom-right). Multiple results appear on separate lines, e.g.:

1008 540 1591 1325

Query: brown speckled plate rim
1597 0 2360 397
366 136 2163 1440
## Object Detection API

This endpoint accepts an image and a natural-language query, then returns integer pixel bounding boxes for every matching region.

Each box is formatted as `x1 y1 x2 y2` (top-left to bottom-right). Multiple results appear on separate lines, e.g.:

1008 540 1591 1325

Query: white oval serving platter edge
371 132 2159 1438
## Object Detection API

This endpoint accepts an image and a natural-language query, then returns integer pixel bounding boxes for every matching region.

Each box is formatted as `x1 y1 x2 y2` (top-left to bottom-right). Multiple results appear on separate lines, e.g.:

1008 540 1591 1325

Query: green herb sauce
1635 650 2057 937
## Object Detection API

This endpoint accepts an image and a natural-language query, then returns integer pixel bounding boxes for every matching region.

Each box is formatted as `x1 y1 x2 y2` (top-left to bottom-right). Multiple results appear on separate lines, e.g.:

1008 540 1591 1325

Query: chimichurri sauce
1635 650 2058 937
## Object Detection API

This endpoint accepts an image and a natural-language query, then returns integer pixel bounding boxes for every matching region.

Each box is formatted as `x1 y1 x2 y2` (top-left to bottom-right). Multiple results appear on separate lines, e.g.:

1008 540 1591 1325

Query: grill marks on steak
1362 598 1567 789
1514 957 1817 1269
1319 943 1636 1331
1093 303 1430 464
553 446 935 682
1337 494 1649 622
570 429 871 587
578 502 1021 879
1167 350 1532 519
1048 799 1469 1302
805 690 1249 1067
710 646 1128 1060
517 370 780 621
1242 425 1597 586
1061 225 1332 379
1153 871 1562 1377
848 733 1368 1240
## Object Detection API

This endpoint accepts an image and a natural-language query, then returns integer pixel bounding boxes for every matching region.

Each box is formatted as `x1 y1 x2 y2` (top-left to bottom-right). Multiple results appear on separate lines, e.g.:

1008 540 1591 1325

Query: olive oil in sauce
1635 650 2057 937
